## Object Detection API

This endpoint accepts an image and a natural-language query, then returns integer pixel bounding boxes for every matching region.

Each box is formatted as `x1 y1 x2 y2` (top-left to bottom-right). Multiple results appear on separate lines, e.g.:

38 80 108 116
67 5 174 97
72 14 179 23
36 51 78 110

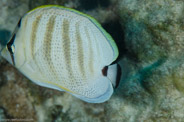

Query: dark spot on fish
102 66 108 76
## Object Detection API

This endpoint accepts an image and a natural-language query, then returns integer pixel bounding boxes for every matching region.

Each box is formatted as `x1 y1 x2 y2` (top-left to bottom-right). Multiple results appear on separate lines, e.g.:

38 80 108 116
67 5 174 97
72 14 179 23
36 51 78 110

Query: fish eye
12 45 15 53
7 34 16 53
6 44 15 65
7 44 15 54
10 45 15 54
6 33 16 65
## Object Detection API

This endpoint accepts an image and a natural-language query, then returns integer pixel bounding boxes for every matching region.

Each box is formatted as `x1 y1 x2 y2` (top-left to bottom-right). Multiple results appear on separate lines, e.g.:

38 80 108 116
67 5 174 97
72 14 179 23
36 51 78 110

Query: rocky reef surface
1 0 184 121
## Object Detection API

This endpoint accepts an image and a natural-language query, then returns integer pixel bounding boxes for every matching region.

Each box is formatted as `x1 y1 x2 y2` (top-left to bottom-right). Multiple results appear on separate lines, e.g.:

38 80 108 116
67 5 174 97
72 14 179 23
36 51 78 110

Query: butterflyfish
0 5 121 103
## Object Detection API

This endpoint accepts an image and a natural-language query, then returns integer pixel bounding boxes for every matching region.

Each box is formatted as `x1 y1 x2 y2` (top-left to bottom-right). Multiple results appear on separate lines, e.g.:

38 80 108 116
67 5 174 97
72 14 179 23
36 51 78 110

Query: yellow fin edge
44 80 75 94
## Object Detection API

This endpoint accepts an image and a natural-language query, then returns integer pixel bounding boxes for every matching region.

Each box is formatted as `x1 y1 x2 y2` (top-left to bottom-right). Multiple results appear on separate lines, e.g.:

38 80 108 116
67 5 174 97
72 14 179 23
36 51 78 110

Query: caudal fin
105 63 121 88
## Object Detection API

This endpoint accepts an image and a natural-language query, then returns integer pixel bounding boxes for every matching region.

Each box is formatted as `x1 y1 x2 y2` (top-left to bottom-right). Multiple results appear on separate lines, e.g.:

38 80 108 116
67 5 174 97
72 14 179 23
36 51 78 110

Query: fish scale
1 5 120 103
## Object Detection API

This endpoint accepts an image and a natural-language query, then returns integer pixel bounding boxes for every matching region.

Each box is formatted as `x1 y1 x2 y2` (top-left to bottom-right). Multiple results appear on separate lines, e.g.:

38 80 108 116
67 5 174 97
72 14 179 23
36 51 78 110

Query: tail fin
106 63 122 88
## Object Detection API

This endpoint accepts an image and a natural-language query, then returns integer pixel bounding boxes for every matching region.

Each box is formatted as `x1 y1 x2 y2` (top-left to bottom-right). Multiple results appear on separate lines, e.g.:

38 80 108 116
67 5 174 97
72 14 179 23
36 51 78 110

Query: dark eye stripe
17 18 22 28
5 17 22 65
7 34 16 53
7 17 21 50
6 34 16 65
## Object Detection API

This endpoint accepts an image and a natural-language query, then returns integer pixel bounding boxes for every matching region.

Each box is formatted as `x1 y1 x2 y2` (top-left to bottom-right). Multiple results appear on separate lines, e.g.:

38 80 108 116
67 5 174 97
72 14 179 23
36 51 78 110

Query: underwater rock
118 0 184 63
0 64 36 120
1 0 184 121
0 0 29 32
116 0 184 121
0 108 6 120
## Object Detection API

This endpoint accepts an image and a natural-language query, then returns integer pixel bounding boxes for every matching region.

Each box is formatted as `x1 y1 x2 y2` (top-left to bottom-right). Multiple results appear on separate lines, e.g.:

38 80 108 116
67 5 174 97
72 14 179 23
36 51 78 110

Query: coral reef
0 108 6 120
1 0 184 121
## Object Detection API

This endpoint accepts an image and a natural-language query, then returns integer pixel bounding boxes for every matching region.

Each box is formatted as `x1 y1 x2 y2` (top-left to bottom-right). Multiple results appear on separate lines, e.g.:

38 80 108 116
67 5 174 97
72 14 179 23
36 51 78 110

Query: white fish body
1 5 120 103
